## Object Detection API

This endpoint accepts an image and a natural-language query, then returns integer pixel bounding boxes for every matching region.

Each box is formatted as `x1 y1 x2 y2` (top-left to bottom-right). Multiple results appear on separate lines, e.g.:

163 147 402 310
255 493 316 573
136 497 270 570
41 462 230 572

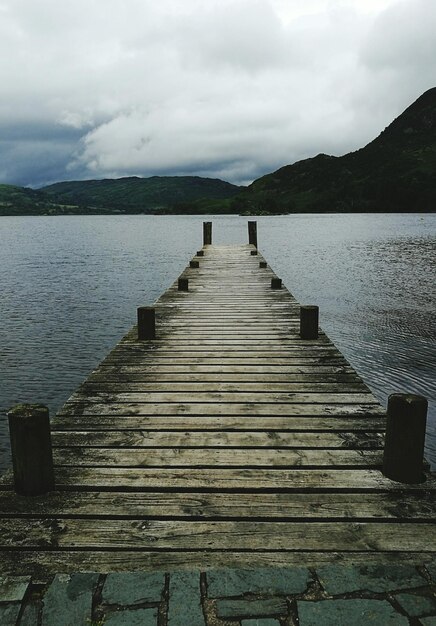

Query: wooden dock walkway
1 234 435 580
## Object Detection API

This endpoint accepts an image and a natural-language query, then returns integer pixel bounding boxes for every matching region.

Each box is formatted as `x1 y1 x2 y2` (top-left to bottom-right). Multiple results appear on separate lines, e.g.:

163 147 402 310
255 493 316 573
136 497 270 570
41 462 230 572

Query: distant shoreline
1 210 435 217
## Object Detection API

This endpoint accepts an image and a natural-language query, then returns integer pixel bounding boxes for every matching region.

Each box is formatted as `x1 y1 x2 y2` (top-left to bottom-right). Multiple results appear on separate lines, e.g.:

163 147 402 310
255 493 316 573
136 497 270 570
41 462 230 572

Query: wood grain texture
1 519 435 552
51 447 384 468
57 404 385 419
52 415 386 431
25 467 436 491
2 490 434 519
50 430 384 448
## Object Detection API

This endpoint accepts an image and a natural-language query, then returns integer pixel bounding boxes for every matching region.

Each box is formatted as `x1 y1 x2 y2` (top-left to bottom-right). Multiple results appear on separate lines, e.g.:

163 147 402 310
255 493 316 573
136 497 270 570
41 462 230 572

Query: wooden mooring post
271 277 282 289
383 393 428 484
137 306 156 340
178 277 189 291
300 305 319 340
248 221 258 248
7 404 55 496
203 221 212 245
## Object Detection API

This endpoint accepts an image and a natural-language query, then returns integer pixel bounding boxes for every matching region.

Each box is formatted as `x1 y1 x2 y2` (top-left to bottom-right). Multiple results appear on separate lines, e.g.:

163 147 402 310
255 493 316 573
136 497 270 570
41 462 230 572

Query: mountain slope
0 184 53 216
42 176 242 213
238 87 436 212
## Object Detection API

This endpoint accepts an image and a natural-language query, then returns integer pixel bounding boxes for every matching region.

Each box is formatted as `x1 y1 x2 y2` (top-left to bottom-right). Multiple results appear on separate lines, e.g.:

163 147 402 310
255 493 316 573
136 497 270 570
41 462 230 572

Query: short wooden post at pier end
178 277 189 291
259 261 267 268
7 404 55 496
300 305 319 339
383 393 428 484
250 250 258 256
196 250 204 257
248 221 258 248
271 278 282 289
190 260 200 268
203 222 212 246
137 306 156 340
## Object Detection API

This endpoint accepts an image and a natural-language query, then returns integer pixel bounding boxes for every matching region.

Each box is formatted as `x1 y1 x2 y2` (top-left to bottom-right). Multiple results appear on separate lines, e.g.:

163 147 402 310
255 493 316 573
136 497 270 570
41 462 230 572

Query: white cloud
58 111 94 130
171 0 288 73
360 0 436 82
0 0 434 186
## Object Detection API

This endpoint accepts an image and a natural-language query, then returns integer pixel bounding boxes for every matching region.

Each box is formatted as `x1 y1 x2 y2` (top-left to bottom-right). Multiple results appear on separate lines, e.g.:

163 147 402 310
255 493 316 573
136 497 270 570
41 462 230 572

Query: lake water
0 213 435 470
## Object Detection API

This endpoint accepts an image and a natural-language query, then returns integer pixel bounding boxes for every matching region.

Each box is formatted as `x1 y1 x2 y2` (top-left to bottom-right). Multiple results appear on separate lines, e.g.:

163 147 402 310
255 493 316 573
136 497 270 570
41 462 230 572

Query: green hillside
236 87 436 213
42 176 242 213
0 184 54 216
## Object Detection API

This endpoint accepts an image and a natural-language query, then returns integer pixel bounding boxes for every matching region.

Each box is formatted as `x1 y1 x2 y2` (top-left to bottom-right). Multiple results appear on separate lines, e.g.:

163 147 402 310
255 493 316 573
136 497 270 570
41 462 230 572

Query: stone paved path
1 563 436 625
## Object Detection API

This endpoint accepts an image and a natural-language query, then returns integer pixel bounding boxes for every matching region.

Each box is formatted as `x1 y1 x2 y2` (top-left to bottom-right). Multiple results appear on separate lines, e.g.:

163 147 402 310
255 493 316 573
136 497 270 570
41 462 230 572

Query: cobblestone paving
1 563 435 625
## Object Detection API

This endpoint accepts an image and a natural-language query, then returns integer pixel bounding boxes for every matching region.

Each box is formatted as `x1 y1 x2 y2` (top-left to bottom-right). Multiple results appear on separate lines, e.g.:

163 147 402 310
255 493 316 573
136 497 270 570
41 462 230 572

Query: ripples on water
0 213 435 470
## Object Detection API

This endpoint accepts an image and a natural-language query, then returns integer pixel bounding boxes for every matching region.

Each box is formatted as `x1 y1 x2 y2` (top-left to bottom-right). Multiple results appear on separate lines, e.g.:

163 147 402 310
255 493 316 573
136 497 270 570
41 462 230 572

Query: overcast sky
1 0 435 188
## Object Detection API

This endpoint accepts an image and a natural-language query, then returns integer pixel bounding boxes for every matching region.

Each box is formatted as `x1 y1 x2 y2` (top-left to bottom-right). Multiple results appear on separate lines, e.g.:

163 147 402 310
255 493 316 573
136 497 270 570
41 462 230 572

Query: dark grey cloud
0 122 87 186
0 0 434 187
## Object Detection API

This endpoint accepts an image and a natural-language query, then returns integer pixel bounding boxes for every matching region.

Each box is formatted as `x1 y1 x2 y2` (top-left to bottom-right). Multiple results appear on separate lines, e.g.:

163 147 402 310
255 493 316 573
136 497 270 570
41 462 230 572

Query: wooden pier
1 224 435 580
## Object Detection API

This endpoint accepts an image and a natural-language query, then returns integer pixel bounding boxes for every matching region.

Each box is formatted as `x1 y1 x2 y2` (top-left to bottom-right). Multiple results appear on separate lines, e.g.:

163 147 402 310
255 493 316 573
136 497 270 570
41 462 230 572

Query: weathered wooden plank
93 363 356 372
100 357 350 366
88 372 362 383
155 313 296 317
50 430 384 449
78 382 369 393
158 294 293 298
120 341 335 349
52 415 386 431
65 392 379 404
111 345 340 353
58 402 385 417
152 329 304 334
141 334 317 340
124 336 333 344
1 490 434 520
29 467 436 491
154 324 304 329
0 519 434 552
157 299 294 303
52 447 383 468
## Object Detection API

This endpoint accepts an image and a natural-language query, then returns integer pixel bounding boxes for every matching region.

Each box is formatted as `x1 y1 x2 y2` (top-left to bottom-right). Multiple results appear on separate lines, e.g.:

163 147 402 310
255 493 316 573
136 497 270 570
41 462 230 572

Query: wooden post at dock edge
8 404 55 496
197 250 204 257
203 222 212 245
259 261 267 268
190 260 200 268
137 306 156 340
271 278 282 289
178 277 189 291
300 305 319 339
383 393 427 484
248 221 258 248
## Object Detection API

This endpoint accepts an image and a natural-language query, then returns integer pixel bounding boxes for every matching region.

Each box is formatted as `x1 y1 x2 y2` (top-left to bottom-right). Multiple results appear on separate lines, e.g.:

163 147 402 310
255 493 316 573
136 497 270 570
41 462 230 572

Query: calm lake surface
0 213 435 470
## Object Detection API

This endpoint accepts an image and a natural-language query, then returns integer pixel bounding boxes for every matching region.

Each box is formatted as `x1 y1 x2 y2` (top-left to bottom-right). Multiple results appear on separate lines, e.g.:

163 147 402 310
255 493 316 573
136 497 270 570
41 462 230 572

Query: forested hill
0 176 242 215
0 184 53 215
41 176 242 213
236 87 436 213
